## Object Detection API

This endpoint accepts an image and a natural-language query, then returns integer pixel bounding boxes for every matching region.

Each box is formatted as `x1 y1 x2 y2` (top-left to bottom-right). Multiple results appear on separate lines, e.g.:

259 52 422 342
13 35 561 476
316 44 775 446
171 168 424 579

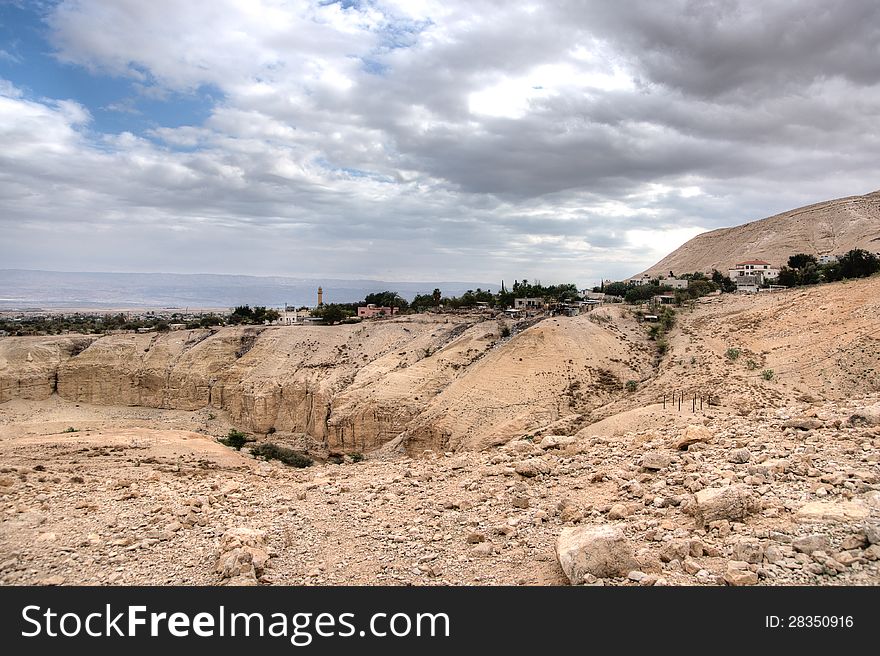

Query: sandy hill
637 189 880 277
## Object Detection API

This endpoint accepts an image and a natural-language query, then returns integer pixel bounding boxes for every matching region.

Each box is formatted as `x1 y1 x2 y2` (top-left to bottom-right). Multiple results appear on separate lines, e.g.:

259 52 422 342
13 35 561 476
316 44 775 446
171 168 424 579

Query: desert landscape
1 269 879 586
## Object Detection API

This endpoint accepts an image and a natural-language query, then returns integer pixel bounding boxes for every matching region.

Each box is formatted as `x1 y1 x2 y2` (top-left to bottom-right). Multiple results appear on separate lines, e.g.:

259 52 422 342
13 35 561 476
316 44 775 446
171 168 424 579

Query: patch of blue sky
314 157 394 183
0 2 218 138
377 16 431 51
318 0 364 9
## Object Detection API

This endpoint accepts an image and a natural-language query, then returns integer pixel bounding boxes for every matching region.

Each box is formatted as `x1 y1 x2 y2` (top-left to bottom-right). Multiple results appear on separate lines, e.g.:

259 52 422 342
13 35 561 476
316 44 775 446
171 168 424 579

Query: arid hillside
637 190 880 277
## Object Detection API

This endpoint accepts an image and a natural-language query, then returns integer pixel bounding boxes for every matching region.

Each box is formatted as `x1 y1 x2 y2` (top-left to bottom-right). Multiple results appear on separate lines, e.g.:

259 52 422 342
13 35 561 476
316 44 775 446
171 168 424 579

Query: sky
1 0 879 288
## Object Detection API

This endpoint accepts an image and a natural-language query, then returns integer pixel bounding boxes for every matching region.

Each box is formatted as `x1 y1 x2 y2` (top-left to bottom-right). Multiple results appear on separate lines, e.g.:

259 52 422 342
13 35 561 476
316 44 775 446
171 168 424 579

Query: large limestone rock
556 525 638 583
689 484 761 527
674 425 712 450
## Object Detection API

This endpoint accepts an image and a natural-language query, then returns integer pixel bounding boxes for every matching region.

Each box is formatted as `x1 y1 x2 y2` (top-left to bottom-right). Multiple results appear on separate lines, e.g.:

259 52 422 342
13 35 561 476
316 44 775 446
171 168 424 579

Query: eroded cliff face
0 335 96 402
0 312 656 453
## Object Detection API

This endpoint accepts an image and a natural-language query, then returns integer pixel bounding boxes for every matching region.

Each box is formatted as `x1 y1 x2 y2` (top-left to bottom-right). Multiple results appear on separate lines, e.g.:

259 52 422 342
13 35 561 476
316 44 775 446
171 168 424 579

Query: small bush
746 359 758 370
725 347 741 361
761 369 775 381
656 338 669 355
267 426 276 435
500 325 511 338
218 428 248 450
349 452 364 463
250 442 312 468
625 380 638 393
63 426 78 433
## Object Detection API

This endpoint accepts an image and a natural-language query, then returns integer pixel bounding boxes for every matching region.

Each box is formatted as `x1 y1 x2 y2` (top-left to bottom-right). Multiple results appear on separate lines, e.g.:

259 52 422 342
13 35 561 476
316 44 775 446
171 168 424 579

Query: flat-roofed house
728 260 779 285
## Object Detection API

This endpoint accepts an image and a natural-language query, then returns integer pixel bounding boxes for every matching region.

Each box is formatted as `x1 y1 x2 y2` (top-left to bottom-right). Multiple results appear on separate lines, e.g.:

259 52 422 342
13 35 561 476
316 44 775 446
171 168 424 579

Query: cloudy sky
1 0 879 287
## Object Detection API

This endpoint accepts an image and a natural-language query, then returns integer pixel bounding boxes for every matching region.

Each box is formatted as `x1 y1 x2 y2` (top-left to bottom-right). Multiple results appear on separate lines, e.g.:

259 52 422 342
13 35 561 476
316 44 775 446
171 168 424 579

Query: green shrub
725 347 741 361
656 338 668 355
218 428 248 450
625 380 638 393
250 442 312 468
745 359 758 370
500 325 511 338
63 426 78 433
349 452 364 463
761 369 775 381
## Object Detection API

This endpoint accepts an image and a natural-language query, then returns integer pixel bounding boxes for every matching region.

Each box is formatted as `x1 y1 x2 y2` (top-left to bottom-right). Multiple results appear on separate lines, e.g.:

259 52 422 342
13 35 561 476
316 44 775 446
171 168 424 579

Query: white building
279 305 298 325
728 260 779 284
664 279 689 290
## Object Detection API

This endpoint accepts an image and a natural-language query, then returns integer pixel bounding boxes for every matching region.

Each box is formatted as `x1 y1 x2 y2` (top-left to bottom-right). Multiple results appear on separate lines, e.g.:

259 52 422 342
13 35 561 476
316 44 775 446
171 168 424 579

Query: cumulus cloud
1 0 879 286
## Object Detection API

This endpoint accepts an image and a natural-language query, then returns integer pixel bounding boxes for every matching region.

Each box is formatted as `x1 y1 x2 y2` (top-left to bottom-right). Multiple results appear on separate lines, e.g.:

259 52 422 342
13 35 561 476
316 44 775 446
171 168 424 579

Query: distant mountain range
636 189 880 277
0 270 497 309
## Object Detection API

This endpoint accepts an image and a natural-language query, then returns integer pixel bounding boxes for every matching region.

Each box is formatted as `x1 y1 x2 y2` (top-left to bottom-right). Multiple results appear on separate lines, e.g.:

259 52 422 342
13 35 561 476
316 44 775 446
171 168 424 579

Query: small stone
683 558 702 575
511 495 530 509
729 448 751 464
793 534 831 554
514 459 550 478
864 520 880 545
38 575 65 586
466 532 486 544
731 538 764 564
724 561 758 586
607 504 629 520
471 542 495 557
641 451 672 471
784 418 824 431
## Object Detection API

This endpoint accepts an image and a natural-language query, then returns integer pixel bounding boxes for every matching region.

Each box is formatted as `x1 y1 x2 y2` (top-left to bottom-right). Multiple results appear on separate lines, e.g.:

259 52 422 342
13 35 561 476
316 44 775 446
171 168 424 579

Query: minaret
317 286 323 307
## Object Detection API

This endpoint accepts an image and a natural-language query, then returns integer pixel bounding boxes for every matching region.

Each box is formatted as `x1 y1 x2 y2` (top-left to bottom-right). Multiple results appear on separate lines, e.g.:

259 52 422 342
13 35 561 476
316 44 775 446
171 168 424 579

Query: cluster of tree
311 303 355 325
778 250 879 287
411 288 443 310
0 311 227 336
226 305 280 325
495 280 579 309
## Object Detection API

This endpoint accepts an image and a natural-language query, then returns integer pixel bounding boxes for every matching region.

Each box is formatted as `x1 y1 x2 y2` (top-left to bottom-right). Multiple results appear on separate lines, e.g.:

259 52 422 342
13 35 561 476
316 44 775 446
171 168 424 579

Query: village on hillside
2 248 878 338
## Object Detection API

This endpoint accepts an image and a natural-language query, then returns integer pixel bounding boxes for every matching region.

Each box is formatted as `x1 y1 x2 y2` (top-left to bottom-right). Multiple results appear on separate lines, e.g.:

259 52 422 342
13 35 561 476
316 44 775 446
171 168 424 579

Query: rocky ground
0 394 878 586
